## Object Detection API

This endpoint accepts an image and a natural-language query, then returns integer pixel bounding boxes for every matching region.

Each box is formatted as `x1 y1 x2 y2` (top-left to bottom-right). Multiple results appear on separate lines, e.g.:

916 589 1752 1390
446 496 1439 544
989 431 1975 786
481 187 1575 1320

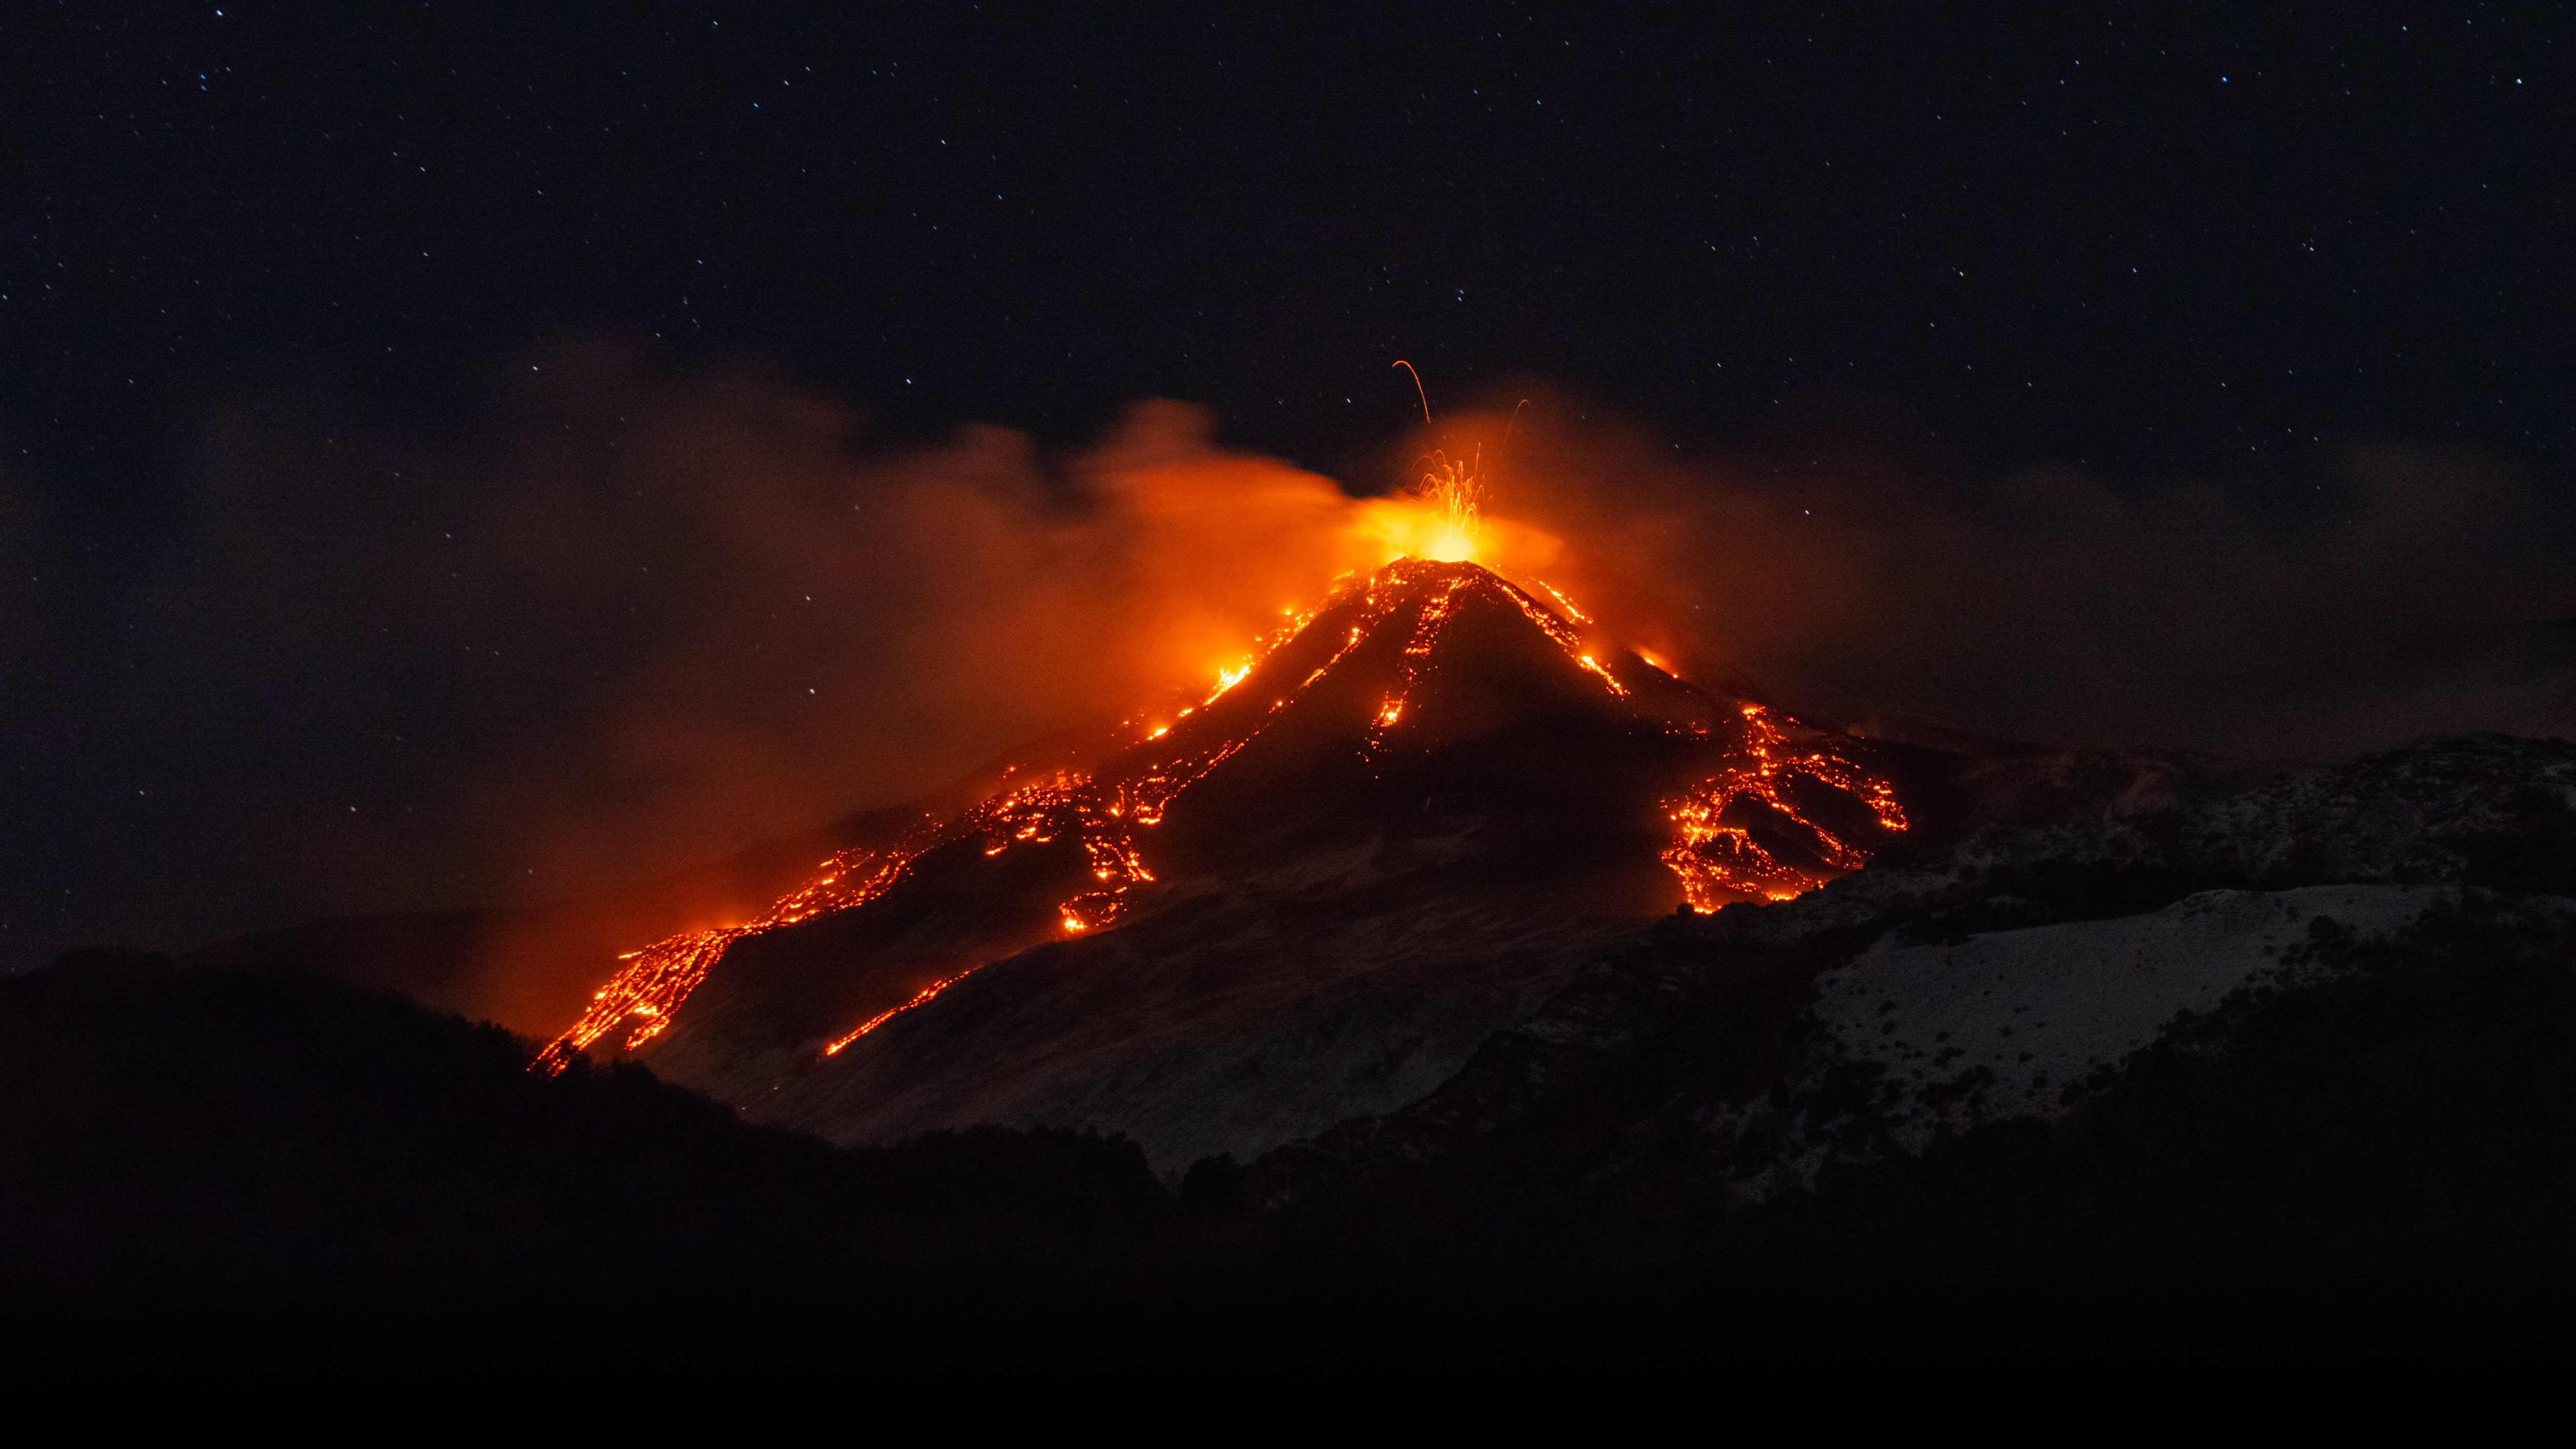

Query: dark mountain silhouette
0 948 1172 1366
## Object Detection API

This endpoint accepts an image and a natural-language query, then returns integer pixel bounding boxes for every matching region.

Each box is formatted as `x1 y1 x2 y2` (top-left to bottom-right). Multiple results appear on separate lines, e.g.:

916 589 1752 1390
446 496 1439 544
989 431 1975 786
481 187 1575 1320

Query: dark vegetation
11 905 2576 1368
0 950 1167 1367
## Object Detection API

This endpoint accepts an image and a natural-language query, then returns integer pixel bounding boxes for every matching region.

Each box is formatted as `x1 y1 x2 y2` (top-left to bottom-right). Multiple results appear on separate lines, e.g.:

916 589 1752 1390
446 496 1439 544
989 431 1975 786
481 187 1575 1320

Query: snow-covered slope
1809 885 2451 1146
1252 734 2576 1210
1730 884 2455 1192
761 862 1631 1172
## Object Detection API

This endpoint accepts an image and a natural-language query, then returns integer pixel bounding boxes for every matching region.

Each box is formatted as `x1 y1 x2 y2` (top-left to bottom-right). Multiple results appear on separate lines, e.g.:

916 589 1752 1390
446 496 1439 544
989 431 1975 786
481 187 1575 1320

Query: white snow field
1806 884 2455 1151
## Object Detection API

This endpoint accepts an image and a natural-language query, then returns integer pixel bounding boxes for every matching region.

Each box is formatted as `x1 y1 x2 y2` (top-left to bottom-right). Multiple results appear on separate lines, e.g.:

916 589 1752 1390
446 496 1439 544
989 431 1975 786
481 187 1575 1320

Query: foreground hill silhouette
0 950 1169 1365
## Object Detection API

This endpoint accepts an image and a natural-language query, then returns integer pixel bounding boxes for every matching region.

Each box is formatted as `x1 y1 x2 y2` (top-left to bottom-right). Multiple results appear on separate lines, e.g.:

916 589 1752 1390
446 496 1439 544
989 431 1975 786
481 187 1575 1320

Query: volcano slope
552 559 1907 1172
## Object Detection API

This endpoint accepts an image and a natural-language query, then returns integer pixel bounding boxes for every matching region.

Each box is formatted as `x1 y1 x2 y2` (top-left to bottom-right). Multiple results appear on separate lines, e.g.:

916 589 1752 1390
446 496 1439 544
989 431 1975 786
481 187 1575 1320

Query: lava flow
537 452 1907 1073
1661 703 1911 911
536 734 1261 1072
538 568 1392 1072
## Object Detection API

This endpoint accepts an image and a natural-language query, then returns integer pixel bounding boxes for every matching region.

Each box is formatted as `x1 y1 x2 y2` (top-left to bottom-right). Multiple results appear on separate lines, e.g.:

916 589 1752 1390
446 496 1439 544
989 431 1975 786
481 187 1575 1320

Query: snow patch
1809 884 2451 1150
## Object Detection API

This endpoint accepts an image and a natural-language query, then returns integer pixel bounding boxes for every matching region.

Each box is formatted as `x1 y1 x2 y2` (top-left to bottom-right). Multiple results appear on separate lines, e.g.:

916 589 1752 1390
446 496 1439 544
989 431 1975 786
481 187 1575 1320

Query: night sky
5 4 2570 968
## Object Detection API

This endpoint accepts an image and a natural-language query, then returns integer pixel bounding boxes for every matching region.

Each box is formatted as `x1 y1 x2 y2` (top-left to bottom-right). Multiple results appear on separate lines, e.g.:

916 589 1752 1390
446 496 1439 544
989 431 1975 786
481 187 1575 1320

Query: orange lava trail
537 778 1051 1071
823 967 978 1055
1365 573 1470 753
1490 572 1629 698
1662 703 1908 911
1528 579 1594 625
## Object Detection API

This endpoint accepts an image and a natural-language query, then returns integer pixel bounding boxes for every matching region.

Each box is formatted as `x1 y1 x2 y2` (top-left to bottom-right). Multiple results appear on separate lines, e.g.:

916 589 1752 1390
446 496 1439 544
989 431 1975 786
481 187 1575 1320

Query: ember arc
542 557 1909 1170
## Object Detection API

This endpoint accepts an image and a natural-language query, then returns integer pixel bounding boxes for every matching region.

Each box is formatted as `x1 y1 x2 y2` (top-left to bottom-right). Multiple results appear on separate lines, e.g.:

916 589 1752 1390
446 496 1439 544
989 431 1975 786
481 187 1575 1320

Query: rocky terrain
1250 733 2576 1221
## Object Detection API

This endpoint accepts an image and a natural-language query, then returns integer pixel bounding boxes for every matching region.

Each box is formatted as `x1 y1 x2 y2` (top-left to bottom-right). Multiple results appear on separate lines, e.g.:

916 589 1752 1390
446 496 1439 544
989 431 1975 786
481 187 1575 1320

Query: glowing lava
1413 453 1482 562
1363 451 1498 567
1661 703 1909 910
540 568 1407 1071
536 728 1267 1072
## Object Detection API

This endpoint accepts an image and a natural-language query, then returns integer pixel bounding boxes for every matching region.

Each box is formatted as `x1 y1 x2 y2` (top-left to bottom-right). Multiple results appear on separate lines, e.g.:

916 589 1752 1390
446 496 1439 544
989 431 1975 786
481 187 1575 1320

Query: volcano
544 558 1907 1170
50 554 2576 1363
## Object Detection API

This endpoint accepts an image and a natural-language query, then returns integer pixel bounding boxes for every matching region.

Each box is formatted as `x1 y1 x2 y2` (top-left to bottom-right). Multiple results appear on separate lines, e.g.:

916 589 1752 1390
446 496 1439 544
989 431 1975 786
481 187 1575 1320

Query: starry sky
3 3 2570 966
